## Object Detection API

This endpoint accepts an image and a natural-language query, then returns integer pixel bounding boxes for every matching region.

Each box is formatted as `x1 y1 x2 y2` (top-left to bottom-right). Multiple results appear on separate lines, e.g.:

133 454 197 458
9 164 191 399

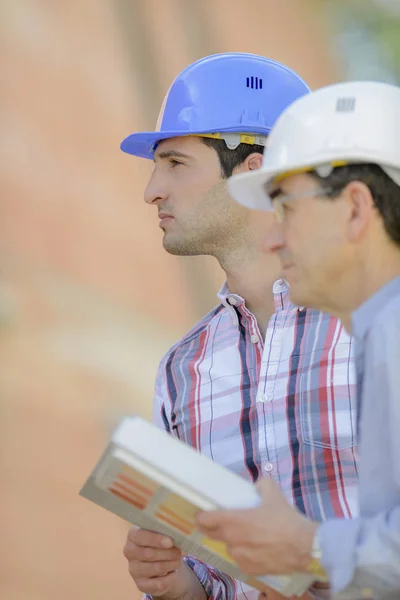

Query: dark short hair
201 137 264 179
312 163 400 247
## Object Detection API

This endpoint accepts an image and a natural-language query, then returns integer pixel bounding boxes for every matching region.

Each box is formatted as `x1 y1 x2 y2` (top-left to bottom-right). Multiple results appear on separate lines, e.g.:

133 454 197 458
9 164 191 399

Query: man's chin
162 237 201 257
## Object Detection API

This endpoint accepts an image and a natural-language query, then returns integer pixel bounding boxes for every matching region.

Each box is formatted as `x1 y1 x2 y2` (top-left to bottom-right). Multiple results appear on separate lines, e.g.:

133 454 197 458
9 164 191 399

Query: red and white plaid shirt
154 280 358 600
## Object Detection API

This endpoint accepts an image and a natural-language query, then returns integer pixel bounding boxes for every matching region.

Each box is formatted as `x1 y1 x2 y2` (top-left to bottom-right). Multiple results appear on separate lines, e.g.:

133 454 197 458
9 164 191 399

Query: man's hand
196 477 318 576
123 528 207 600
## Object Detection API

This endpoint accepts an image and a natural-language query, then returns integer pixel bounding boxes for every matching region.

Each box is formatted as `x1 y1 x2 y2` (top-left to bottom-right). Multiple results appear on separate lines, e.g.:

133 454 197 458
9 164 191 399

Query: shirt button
228 296 237 306
250 334 259 344
264 462 274 473
258 393 272 403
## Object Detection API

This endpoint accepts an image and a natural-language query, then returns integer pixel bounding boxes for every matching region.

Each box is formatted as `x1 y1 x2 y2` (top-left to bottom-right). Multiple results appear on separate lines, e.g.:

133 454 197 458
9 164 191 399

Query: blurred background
1 1 399 598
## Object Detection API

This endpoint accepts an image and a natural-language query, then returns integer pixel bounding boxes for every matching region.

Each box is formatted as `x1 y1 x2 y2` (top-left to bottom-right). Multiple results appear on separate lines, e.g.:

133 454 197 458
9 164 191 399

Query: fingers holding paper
123 527 207 600
123 527 183 596
196 477 318 576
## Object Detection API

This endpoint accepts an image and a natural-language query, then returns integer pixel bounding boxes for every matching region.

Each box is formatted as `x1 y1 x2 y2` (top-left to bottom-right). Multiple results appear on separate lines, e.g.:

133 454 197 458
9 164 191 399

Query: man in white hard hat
121 54 359 600
197 81 400 599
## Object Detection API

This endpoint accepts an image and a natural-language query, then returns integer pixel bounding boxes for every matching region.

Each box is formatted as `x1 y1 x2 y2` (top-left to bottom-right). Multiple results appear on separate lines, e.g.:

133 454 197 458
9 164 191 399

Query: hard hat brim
228 162 400 212
121 131 185 160
227 168 275 211
120 125 272 160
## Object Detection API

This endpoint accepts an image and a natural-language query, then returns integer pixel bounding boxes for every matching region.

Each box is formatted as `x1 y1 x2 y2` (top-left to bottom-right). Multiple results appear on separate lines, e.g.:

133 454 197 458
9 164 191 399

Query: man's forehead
155 135 199 151
154 135 209 161
156 136 182 149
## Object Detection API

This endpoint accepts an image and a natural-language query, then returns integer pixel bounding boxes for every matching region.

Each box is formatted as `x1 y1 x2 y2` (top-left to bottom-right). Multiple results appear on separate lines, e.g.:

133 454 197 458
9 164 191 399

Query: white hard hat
228 80 400 211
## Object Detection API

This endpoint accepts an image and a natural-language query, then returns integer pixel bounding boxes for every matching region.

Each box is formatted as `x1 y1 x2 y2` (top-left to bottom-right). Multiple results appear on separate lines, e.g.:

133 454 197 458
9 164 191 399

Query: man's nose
144 175 168 205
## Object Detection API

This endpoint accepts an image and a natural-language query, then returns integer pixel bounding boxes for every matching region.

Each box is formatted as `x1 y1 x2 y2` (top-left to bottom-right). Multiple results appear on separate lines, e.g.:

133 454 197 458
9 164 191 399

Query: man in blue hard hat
122 53 358 600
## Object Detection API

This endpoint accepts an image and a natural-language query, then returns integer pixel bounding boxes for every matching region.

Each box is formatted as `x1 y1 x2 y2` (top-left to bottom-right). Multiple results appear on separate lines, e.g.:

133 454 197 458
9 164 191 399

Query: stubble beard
160 181 244 258
162 230 215 257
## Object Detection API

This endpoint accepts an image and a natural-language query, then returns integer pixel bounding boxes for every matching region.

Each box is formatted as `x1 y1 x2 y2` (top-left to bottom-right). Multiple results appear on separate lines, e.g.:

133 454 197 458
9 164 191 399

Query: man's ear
232 152 263 175
247 152 263 172
344 181 376 243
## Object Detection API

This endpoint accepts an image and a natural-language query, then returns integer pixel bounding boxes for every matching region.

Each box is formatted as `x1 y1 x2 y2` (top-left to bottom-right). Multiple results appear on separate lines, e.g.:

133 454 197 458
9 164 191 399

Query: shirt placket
256 309 286 482
237 304 265 480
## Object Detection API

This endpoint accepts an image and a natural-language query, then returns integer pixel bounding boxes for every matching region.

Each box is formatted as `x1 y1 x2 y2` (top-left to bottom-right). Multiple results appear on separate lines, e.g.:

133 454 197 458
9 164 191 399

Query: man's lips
158 212 174 228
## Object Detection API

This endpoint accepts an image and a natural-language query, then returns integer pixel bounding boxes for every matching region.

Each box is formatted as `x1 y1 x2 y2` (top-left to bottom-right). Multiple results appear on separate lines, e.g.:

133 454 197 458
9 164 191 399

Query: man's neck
221 253 282 338
321 247 400 336
357 253 400 307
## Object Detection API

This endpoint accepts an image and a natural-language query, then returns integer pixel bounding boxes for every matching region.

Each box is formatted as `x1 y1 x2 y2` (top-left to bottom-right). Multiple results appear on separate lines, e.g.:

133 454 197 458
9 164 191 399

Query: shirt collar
352 275 400 341
217 279 302 312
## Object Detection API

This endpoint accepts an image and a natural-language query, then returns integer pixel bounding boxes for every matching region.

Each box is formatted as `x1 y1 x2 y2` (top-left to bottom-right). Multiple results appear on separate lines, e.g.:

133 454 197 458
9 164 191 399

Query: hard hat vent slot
246 76 262 90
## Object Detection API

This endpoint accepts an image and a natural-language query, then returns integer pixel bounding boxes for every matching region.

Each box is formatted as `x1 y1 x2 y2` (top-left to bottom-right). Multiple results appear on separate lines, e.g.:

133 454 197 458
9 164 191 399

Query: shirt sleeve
151 357 240 600
318 313 400 599
184 556 238 600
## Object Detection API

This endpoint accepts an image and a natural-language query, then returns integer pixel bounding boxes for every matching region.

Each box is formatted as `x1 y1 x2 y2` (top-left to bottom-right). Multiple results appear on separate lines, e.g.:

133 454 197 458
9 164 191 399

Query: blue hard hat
121 52 310 160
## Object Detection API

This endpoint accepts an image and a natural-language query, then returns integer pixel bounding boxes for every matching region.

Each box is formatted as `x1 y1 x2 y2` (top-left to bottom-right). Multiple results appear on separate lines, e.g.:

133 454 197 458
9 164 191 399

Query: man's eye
169 159 183 168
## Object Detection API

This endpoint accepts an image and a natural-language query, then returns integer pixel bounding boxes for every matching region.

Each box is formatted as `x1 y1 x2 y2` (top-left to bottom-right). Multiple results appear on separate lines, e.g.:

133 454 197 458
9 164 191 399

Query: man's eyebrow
154 150 192 162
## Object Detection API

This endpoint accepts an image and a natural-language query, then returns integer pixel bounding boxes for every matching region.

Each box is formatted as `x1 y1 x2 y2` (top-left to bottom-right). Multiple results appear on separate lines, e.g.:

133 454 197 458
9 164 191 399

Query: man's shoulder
371 291 400 339
160 302 227 363
381 291 400 320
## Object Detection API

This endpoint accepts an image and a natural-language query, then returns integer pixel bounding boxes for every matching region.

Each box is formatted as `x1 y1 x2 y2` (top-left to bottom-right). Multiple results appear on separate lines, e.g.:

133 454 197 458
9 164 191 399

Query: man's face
144 136 255 256
264 173 352 311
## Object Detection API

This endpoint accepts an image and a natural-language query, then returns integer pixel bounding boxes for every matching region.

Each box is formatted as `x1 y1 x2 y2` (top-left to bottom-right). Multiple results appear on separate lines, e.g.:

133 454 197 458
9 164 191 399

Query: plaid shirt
154 280 358 600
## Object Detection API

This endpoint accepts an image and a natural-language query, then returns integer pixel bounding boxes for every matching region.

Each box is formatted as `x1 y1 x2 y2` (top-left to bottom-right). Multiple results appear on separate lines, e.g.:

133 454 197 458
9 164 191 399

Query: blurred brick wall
0 1 338 599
